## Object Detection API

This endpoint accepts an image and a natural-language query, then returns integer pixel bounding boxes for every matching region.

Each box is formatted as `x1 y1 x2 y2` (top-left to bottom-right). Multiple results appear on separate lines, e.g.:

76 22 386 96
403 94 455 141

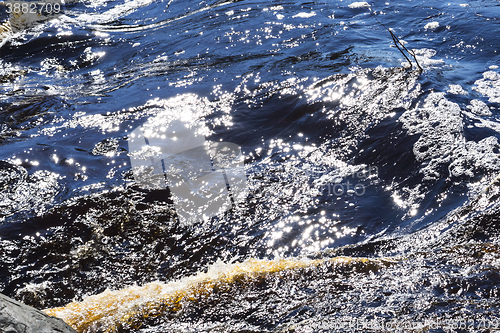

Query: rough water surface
1 0 500 332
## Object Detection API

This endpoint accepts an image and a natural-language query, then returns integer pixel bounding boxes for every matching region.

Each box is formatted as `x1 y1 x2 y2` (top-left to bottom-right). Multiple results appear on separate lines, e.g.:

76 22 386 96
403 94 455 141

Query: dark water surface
1 0 500 332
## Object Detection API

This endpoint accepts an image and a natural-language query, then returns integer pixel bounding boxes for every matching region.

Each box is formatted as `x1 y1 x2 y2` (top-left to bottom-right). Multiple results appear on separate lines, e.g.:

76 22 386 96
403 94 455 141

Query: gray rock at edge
0 293 77 333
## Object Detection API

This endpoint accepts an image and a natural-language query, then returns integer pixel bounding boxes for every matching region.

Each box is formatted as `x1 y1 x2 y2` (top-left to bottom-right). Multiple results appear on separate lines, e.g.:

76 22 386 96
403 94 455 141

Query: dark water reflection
1 0 500 332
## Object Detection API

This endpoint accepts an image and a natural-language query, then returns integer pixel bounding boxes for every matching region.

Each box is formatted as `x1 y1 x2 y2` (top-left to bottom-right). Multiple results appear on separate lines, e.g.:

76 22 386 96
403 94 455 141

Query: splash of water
44 256 396 332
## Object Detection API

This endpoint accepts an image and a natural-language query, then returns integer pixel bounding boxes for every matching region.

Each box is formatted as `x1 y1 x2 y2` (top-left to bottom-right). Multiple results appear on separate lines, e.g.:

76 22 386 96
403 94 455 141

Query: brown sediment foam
43 256 398 332
0 7 48 41
0 18 12 38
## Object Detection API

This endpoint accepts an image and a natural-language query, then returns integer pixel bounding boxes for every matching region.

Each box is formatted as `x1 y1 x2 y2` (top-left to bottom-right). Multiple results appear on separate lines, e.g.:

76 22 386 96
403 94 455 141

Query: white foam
424 21 439 30
473 71 500 103
412 48 445 68
73 0 157 25
400 93 500 180
292 12 316 18
467 99 492 116
447 84 468 95
348 2 371 8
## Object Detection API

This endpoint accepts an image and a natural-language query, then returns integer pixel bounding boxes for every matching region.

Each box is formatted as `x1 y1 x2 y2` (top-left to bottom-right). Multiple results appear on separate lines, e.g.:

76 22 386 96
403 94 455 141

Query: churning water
1 0 500 332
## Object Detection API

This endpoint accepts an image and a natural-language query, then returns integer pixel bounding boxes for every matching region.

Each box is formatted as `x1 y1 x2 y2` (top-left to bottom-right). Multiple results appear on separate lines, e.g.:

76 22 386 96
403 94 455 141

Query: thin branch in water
389 30 423 72
406 48 423 72
367 6 423 72
389 30 414 69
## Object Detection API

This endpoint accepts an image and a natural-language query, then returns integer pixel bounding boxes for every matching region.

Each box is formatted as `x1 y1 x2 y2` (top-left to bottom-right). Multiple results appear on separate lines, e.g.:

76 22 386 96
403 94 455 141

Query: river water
1 0 500 332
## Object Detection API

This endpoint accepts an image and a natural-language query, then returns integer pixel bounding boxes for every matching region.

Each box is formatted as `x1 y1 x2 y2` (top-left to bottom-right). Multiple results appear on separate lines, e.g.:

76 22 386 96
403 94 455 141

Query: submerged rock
0 293 76 333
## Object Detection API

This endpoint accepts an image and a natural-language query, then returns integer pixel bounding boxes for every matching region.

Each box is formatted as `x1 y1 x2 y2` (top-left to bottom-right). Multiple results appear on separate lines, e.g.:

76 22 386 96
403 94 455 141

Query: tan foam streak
44 256 395 332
